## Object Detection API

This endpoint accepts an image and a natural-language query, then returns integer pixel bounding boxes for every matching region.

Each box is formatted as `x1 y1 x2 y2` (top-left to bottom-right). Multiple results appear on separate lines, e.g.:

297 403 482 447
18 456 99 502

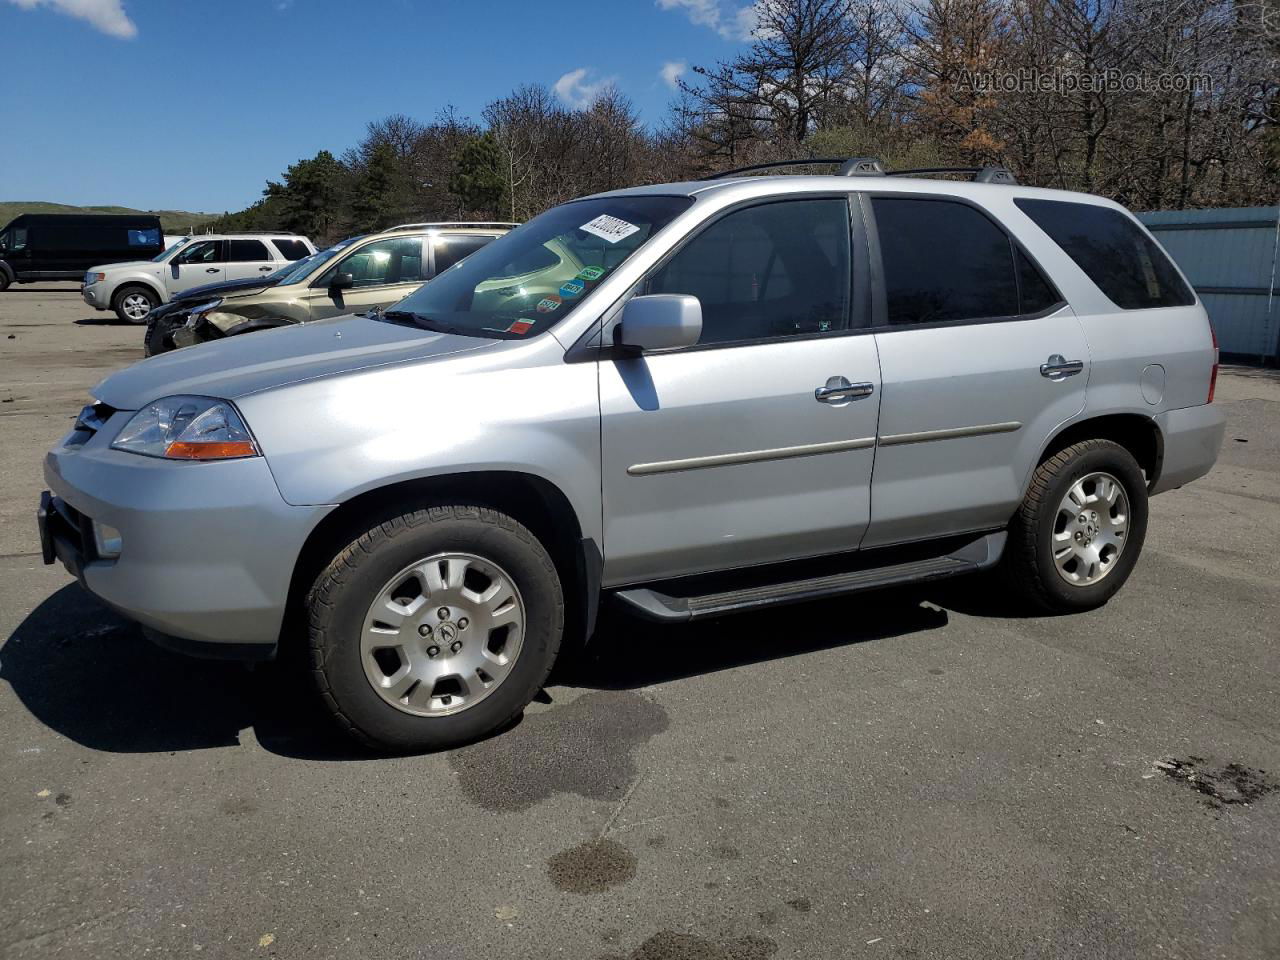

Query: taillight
1207 322 1219 404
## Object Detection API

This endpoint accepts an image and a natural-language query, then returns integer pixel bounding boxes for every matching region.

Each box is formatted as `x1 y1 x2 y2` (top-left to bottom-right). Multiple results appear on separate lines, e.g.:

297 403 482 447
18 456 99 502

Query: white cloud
656 0 756 41
553 67 617 110
7 0 136 37
659 60 687 90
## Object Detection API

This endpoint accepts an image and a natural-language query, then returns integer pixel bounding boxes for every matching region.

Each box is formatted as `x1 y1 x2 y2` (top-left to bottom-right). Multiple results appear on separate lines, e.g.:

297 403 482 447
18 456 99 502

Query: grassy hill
0 201 219 233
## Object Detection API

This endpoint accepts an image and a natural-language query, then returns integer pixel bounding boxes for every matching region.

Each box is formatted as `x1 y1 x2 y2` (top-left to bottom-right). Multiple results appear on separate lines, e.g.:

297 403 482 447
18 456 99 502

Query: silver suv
83 233 316 323
39 160 1225 752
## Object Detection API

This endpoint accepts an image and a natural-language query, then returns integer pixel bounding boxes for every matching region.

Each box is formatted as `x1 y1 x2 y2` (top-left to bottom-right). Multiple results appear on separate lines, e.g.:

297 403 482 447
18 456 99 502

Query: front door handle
259 266 273 272
1040 354 1084 380
815 376 875 404
205 267 219 274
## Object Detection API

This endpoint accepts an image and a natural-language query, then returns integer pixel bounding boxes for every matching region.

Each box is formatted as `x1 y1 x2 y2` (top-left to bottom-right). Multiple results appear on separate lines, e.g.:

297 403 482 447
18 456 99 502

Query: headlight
110 395 259 460
83 272 104 285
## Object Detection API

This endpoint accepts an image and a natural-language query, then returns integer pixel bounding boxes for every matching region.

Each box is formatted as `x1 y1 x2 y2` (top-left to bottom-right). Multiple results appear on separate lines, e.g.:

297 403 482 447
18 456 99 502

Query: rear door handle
205 267 219 274
815 376 875 404
1040 354 1084 380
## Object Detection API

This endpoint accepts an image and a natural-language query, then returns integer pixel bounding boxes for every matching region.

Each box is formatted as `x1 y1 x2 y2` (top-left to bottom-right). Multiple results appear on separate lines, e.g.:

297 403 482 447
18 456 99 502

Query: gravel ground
2 283 1277 959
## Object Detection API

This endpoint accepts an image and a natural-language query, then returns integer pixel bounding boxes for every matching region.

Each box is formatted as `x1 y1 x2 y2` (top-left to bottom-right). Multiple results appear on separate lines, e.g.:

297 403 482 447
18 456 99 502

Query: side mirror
330 271 355 291
616 294 702 353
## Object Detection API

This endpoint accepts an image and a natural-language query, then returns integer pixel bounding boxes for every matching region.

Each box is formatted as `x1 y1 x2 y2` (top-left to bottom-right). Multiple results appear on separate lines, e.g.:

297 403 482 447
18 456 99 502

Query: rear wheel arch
1034 413 1163 490
283 471 596 655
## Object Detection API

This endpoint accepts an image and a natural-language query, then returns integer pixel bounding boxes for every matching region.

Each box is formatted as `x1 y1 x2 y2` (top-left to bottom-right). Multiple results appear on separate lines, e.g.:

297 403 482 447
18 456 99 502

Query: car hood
93 313 495 409
95 259 158 273
174 276 279 302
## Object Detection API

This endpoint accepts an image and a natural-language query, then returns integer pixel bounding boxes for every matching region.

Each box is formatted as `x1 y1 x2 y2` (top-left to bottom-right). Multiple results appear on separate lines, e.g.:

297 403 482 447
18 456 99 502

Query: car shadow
4 579 997 759
1 583 370 761
563 588 951 690
73 316 132 326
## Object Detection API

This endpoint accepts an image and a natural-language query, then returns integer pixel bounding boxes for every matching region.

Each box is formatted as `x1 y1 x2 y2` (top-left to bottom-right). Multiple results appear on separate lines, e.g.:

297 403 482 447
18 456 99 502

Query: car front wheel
112 285 159 324
1003 439 1149 613
307 504 564 752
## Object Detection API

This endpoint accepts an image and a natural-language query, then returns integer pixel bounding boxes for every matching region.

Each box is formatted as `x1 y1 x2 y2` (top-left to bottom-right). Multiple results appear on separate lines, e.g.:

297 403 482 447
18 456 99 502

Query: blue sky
0 0 755 213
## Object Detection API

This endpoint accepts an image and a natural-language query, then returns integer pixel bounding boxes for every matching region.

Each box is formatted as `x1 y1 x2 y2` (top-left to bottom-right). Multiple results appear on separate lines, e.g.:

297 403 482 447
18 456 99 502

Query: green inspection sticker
578 265 605 282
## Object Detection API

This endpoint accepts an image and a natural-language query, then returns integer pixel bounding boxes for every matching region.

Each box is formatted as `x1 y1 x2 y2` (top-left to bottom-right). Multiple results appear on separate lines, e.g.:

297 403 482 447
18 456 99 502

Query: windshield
152 239 191 263
277 236 363 285
385 196 692 338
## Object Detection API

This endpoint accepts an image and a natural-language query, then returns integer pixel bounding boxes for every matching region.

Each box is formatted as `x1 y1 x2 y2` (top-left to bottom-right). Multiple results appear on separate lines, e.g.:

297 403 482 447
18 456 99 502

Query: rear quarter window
1014 198 1194 309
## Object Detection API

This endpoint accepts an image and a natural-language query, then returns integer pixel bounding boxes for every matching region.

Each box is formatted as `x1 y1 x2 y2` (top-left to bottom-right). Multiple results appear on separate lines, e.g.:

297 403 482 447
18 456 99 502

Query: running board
614 532 1004 622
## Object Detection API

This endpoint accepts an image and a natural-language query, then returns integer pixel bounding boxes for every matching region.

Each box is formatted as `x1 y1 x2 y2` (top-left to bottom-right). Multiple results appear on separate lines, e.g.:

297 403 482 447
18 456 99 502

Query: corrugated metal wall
1137 207 1280 360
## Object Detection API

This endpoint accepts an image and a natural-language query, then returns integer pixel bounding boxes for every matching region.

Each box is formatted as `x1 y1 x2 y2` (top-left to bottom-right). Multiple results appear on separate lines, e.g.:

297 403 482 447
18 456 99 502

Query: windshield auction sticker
536 295 562 313
580 215 640 244
578 265 605 281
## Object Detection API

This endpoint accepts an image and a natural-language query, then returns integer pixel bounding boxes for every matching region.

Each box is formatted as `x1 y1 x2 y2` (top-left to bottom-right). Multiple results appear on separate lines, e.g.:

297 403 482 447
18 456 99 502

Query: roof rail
887 165 1018 185
708 157 1018 185
385 221 520 232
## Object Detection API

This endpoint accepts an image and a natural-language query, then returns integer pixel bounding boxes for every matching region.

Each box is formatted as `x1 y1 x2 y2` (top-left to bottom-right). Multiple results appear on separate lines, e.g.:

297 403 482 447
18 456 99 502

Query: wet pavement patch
785 896 811 913
1156 757 1278 808
450 691 668 812
599 931 777 960
547 838 637 894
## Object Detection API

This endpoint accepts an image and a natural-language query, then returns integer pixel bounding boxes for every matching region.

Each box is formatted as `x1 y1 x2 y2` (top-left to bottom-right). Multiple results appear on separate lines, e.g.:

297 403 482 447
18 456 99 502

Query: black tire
0 270 10 292
1003 439 1149 613
144 312 185 356
112 284 159 324
307 504 564 753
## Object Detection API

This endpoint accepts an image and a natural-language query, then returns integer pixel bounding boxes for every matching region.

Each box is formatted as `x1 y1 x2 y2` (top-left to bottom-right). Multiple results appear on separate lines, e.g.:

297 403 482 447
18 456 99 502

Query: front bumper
1150 402 1226 495
81 284 105 308
41 415 334 654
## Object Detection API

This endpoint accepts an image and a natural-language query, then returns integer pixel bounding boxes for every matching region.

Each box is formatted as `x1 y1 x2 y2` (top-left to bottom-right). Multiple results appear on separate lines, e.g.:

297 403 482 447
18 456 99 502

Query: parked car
149 222 514 354
0 214 164 290
142 251 324 356
39 160 1225 752
81 232 316 324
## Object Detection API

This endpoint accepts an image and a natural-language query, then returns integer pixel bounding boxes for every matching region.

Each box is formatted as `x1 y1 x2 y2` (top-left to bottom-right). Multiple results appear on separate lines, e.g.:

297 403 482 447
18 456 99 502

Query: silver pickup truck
39 159 1224 752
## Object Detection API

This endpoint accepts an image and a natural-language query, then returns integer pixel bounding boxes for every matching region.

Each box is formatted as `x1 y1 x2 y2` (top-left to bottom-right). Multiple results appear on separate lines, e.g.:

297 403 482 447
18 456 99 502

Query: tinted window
1015 248 1060 314
175 240 225 264
433 234 493 273
1015 198 1194 309
321 237 425 288
228 239 271 261
272 238 311 260
872 197 1018 325
646 198 851 345
128 227 161 247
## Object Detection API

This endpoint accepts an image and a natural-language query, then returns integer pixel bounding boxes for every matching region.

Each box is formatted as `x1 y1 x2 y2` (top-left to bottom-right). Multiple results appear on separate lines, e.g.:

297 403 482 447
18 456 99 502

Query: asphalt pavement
1 284 1277 959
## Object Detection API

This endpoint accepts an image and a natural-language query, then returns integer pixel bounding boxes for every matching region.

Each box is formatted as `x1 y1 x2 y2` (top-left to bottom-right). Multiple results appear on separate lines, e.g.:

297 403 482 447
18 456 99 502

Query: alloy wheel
359 552 526 717
1051 471 1130 586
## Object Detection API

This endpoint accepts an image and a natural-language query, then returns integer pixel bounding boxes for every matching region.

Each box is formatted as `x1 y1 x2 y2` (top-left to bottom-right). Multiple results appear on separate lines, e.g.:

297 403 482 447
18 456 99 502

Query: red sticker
507 320 534 334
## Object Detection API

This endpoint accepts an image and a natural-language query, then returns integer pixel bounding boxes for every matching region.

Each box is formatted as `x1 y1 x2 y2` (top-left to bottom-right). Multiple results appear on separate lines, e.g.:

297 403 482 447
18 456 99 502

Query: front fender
237 337 603 545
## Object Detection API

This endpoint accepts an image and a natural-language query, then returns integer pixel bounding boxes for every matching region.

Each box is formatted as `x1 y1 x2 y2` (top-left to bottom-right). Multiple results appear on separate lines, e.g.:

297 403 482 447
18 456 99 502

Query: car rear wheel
0 271 10 292
1003 439 1149 613
113 285 159 324
307 504 563 752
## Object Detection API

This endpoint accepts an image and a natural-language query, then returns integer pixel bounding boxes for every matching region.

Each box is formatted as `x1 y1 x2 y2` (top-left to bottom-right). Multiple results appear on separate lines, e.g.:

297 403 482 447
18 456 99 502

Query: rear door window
1014 198 1194 309
272 238 311 260
228 239 271 262
432 234 494 274
871 197 1025 325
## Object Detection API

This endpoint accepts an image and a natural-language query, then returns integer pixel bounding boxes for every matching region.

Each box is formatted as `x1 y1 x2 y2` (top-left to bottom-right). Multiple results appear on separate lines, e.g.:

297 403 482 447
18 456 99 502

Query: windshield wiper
381 310 465 336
